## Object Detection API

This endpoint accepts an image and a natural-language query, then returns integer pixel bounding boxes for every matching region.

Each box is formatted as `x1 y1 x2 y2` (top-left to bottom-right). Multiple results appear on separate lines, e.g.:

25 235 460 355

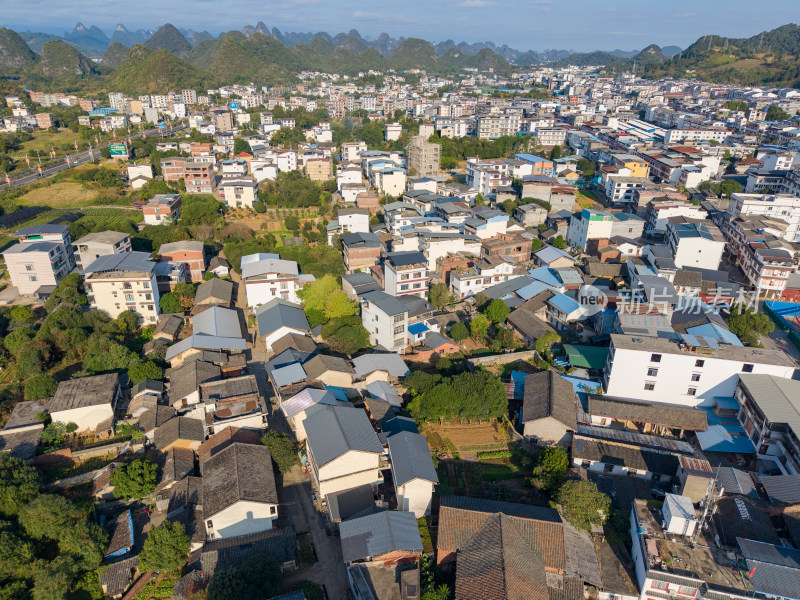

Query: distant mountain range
2 22 798 94
8 21 654 64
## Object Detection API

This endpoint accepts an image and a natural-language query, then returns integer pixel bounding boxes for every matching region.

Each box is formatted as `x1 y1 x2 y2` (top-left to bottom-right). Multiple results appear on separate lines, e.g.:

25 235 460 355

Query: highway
0 123 187 191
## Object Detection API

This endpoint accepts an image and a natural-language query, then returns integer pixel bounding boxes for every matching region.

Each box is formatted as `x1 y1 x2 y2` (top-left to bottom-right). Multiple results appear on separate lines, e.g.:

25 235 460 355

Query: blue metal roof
695 407 755 453
408 322 429 335
529 267 562 289
547 293 581 315
271 363 307 388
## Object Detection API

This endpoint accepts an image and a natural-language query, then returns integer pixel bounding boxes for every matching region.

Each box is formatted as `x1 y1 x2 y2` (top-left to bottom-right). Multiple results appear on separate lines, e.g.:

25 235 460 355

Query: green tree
726 306 775 346
0 455 40 516
138 521 190 573
180 195 223 226
3 328 35 356
555 480 611 531
449 322 469 342
24 374 58 401
261 430 299 474
529 447 569 493
531 238 543 252
0 521 34 580
285 215 300 233
428 283 452 311
552 235 568 249
474 193 485 205
297 275 357 323
469 313 490 341
407 370 507 422
40 422 68 452
206 554 282 600
484 299 510 323
10 306 35 326
253 200 266 213
321 316 371 355
128 361 163 385
109 460 157 500
159 292 183 314
232 138 251 155
115 310 140 335
766 105 790 121
33 556 78 600
44 273 87 312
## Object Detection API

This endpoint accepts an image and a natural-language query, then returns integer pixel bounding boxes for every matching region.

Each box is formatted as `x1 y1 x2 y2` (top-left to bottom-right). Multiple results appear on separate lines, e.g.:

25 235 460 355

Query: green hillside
0 27 37 72
108 45 207 94
102 41 131 68
144 23 191 55
37 39 100 79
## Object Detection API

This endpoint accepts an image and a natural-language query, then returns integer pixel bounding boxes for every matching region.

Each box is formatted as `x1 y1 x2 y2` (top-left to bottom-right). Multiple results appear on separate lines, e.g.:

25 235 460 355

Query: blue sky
3 0 797 52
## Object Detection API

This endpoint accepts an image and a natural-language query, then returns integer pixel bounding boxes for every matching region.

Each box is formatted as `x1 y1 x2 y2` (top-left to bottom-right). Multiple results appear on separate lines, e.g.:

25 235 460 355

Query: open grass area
18 181 101 207
12 129 85 158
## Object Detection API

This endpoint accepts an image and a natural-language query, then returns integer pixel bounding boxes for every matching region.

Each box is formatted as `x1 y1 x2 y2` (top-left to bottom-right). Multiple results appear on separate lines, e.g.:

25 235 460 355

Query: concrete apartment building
3 225 76 295
726 193 800 242
219 179 258 209
158 240 206 282
241 254 309 307
360 290 409 352
663 128 732 144
645 199 708 235
385 122 402 141
184 161 215 194
73 231 132 270
406 135 440 177
384 252 430 298
603 334 796 407
665 218 725 270
305 158 333 182
142 194 181 226
83 252 160 325
161 157 188 182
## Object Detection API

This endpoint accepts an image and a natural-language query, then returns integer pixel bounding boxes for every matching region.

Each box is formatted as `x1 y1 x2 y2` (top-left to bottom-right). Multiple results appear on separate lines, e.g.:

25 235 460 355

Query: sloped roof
281 387 339 419
154 416 205 450
166 361 221 403
738 538 800 600
572 435 680 475
351 353 410 378
760 474 800 504
521 371 577 429
200 527 297 576
203 443 278 518
165 334 247 361
255 299 310 337
340 511 422 563
303 405 383 467
388 431 438 486
195 278 234 305
738 374 800 439
51 373 119 413
193 306 242 338
585 394 707 430
270 332 318 356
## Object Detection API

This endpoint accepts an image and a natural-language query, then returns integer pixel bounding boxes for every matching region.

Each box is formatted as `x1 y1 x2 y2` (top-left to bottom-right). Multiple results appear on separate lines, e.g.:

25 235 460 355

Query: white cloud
458 0 497 7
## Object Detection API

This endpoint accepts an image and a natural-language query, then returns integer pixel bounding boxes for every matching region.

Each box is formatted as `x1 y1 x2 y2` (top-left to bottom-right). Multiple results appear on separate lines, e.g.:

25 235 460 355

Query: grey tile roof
51 373 119 413
202 443 278 519
339 511 422 563
154 416 205 450
138 404 175 434
712 466 757 498
361 290 408 317
195 278 234 305
158 447 196 488
351 353 410 378
572 435 680 475
737 538 800 599
302 354 354 381
105 509 135 557
193 306 242 338
270 333 317 356
166 361 221 404
2 398 49 431
388 431 438 486
521 371 577 429
385 251 427 267
165 334 247 361
327 484 379 523
303 405 383 467
255 299 310 338
200 527 297 576
585 395 707 431
760 474 800 504
98 556 139 597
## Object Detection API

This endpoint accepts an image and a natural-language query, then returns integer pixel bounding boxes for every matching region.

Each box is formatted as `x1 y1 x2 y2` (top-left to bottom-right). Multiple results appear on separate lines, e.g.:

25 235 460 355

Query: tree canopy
321 315 371 355
407 370 507 422
428 283 451 311
261 430 299 474
109 460 158 500
297 275 358 327
726 306 774 346
555 480 611 531
529 446 569 493
138 521 190 573
484 299 510 323
206 553 282 600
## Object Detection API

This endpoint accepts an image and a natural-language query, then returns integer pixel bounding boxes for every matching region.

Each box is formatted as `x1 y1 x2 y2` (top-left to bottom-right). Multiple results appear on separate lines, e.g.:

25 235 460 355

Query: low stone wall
467 350 536 368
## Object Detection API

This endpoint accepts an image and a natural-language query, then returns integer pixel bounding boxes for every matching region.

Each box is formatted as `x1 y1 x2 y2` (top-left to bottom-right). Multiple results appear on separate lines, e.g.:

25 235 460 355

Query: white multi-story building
665 218 725 270
360 290 409 352
3 225 76 295
72 231 132 271
341 141 368 163
241 253 312 307
603 334 796 407
726 193 800 242
663 128 732 144
181 89 197 105
645 199 707 234
604 175 651 207
83 252 160 325
450 257 517 299
385 122 402 142
384 251 429 298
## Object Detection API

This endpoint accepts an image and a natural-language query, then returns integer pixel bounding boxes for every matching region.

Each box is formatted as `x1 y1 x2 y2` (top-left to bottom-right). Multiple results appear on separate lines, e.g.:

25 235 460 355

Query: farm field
11 129 85 158
5 207 141 232
422 421 511 460
17 181 101 207
575 189 602 209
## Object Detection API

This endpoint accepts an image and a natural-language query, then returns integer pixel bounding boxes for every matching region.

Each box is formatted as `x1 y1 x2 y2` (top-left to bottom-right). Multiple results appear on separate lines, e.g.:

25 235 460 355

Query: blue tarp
696 407 755 454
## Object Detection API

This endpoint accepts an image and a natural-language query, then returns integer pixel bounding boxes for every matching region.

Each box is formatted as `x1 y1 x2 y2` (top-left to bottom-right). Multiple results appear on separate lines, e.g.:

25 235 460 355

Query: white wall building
360 291 409 352
727 193 800 242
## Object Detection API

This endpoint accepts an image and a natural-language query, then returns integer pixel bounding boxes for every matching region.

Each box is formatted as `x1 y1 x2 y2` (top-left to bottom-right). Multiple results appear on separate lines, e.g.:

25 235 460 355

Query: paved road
0 124 187 191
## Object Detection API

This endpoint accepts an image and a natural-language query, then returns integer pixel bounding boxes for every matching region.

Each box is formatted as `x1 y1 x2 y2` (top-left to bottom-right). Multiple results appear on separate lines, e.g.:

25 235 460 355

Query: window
394 315 404 323
742 364 754 372
650 353 662 363
394 326 404 335
143 281 150 289
695 359 704 367
145 294 152 301
647 368 659 377
400 284 409 291
24 264 34 271
206 520 213 529
687 388 697 396
650 580 669 591
124 294 134 302
28 274 38 282
644 382 655 391
270 506 276 515
691 373 701 382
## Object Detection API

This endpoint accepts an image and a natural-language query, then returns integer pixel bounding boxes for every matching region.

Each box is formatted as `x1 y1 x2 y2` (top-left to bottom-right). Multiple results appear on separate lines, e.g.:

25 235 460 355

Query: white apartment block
603 334 796 407
241 253 310 307
83 252 160 325
476 115 521 139
384 252 429 298
663 128 732 144
4 242 71 295
604 175 650 206
72 231 132 271
341 141 368 163
451 258 516 299
645 200 707 234
726 193 800 242
385 122 402 142
665 218 725 270
360 291 409 352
